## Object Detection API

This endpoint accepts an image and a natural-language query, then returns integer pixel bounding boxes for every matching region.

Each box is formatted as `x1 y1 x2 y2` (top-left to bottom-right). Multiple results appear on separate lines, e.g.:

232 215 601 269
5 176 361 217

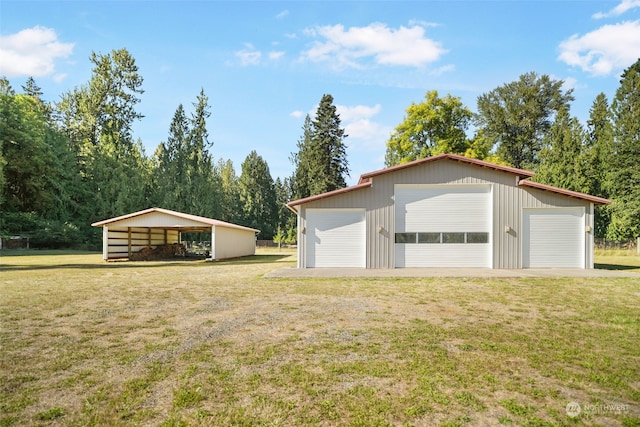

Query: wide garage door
523 208 584 268
305 209 365 268
395 185 492 268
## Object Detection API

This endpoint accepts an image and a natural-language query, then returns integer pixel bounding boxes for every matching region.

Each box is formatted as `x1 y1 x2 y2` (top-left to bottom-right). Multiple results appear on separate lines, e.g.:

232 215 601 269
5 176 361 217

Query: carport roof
91 207 260 232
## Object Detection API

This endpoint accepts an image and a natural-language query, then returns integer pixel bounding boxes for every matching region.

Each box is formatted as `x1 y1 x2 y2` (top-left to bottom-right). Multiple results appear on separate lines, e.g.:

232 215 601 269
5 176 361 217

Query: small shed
91 207 259 261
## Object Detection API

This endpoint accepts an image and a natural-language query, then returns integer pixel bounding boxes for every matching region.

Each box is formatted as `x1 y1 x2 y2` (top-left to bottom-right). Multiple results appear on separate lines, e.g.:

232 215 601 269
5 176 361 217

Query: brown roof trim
518 180 611 205
287 181 373 210
91 207 260 232
358 153 535 183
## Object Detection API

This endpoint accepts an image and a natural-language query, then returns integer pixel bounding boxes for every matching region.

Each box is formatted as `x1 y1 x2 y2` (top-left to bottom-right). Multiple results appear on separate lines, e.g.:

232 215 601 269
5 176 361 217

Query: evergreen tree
56 48 147 222
535 107 586 192
309 94 349 194
187 89 218 217
585 93 613 237
238 150 278 238
290 114 313 200
215 158 241 224
475 72 574 169
606 59 640 240
155 104 190 211
385 90 472 166
290 94 349 198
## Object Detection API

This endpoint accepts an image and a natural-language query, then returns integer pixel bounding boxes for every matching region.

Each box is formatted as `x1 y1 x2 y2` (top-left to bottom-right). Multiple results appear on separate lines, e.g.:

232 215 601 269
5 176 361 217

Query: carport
91 207 259 261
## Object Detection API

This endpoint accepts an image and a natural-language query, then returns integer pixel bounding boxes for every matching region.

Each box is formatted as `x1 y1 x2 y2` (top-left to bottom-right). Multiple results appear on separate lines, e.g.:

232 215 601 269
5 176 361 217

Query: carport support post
102 226 109 260
127 228 132 258
210 226 216 260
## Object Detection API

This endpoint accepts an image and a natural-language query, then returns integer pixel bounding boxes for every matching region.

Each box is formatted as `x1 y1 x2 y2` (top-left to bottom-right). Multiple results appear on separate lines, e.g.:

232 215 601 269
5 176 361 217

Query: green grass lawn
0 250 638 426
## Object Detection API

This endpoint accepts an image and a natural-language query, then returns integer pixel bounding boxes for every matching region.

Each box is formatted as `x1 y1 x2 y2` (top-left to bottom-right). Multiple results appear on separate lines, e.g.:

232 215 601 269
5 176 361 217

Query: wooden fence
594 238 639 252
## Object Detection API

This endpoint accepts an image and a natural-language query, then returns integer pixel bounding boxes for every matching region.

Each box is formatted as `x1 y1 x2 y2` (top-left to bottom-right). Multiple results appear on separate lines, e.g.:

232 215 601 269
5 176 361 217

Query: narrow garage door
395 185 492 268
306 209 366 268
523 208 584 268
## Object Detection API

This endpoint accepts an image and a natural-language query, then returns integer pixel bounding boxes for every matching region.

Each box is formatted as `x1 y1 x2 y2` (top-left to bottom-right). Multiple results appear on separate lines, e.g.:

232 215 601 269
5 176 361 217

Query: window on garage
418 233 441 243
395 232 489 244
395 233 417 243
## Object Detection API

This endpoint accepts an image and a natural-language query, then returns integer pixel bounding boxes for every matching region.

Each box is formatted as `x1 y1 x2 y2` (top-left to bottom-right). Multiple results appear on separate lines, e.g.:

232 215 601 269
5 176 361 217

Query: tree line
1 49 638 248
384 63 640 241
0 49 348 247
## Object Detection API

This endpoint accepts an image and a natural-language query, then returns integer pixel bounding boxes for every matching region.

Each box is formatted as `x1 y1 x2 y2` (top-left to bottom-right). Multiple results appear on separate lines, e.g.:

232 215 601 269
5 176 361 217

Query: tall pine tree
535 107 586 192
238 150 278 238
606 59 640 240
585 93 613 237
291 94 349 198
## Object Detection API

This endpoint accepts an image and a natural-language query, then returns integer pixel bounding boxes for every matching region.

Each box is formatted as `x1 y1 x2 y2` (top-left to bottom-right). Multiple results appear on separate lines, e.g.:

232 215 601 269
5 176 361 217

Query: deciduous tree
385 90 472 166
475 72 574 169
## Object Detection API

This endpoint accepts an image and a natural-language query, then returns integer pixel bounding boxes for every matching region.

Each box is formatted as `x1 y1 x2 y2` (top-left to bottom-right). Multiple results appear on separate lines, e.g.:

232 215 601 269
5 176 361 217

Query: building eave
518 180 611 205
287 181 373 211
358 153 535 184
91 207 260 233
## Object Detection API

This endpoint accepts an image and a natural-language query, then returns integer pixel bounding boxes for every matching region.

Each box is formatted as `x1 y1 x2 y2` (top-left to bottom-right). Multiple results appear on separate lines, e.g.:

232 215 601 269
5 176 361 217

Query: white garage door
523 208 584 268
306 209 366 268
395 185 492 268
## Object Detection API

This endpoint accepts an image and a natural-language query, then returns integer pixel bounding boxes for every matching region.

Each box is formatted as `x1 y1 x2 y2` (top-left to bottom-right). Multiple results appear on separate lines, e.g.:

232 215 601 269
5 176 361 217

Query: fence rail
594 238 638 251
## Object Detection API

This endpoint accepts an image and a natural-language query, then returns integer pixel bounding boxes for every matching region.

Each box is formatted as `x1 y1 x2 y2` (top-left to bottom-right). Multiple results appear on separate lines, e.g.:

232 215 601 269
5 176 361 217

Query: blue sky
2 1 640 185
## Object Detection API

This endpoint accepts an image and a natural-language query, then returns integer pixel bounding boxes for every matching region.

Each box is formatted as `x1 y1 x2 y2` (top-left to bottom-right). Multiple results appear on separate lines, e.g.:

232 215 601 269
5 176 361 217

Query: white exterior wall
213 226 256 260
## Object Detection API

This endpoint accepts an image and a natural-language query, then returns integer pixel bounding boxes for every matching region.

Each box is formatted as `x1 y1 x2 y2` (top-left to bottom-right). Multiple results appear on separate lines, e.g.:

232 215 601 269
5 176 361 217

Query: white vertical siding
297 158 594 269
213 226 255 260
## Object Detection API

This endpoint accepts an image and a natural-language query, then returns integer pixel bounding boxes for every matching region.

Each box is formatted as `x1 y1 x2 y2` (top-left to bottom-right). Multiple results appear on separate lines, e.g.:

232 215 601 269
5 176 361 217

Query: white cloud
289 110 304 118
276 10 289 19
593 0 640 19
301 22 447 69
558 20 640 75
53 73 67 83
235 43 261 66
269 50 285 60
336 104 391 151
336 104 381 122
0 26 74 78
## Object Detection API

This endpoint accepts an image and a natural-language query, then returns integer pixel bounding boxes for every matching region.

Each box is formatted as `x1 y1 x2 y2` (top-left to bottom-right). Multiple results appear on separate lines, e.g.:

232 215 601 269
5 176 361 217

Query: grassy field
0 250 639 426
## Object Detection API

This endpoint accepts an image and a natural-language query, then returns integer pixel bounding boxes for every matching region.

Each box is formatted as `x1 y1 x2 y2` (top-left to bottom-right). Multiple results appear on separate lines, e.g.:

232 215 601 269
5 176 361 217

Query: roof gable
358 153 535 183
91 207 260 232
287 153 611 208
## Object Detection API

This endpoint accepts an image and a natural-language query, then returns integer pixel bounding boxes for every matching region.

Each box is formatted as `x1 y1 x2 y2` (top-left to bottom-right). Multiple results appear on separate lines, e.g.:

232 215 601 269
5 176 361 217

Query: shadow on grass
0 254 291 272
213 254 294 266
595 263 640 271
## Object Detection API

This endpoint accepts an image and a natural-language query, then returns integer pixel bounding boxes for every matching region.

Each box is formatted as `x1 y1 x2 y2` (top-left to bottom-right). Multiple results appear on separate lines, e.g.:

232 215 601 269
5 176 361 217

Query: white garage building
287 154 610 269
92 207 259 261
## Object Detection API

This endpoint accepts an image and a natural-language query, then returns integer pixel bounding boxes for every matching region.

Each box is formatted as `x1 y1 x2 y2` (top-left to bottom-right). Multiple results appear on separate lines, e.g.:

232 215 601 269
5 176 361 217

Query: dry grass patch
0 250 638 426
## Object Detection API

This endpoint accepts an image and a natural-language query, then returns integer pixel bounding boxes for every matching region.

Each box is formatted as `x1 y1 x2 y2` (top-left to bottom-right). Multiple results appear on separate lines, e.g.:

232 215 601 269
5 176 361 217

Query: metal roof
358 153 535 183
91 207 260 232
518 180 611 205
286 181 372 209
287 153 611 208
